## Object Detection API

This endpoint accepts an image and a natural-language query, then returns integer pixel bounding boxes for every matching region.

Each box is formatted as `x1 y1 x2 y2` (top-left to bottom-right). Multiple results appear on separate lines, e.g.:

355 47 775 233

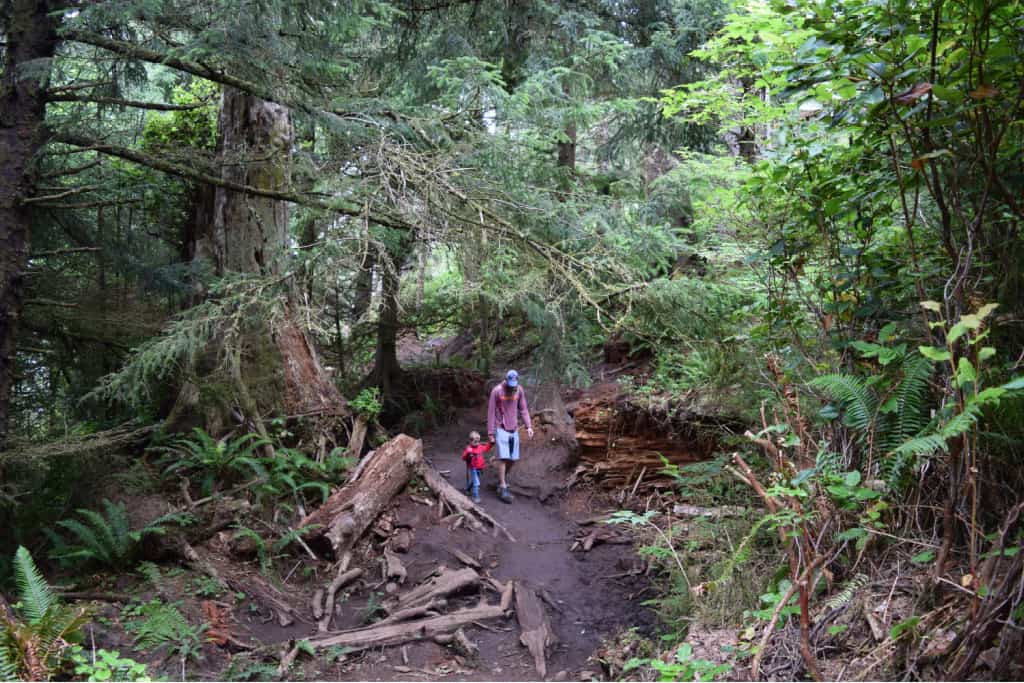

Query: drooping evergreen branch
63 30 275 105
49 131 413 231
46 93 209 111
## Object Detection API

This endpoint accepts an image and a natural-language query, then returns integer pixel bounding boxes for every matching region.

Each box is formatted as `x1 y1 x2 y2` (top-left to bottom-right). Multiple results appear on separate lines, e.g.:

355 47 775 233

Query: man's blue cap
505 369 519 387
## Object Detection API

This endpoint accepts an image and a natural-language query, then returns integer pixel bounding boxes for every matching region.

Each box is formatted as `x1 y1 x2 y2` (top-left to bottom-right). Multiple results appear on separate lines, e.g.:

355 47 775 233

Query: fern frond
0 645 16 680
56 518 108 566
125 601 191 649
825 572 869 610
76 509 120 563
891 434 948 458
102 500 132 553
880 355 933 453
811 374 877 435
14 547 56 625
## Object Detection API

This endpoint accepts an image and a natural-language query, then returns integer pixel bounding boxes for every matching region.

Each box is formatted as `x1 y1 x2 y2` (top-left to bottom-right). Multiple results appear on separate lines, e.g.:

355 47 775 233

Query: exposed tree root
417 463 516 542
307 583 513 653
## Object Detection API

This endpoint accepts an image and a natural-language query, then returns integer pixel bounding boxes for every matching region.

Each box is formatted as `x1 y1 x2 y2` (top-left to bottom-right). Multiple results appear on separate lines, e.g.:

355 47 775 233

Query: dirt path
315 406 655 681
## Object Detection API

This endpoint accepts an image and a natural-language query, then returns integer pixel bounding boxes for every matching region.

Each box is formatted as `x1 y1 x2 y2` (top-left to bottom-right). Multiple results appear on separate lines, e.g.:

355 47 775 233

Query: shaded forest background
1 0 1023 680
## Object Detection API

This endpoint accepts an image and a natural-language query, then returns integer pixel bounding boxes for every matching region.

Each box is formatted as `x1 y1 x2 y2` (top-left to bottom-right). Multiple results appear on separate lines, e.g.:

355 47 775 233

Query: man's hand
488 434 496 444
527 427 534 439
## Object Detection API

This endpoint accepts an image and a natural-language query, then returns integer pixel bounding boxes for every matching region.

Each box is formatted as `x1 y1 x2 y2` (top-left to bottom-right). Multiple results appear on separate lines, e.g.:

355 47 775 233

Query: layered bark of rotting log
516 584 556 679
417 463 516 542
299 434 423 556
387 566 480 613
572 385 720 490
308 583 513 653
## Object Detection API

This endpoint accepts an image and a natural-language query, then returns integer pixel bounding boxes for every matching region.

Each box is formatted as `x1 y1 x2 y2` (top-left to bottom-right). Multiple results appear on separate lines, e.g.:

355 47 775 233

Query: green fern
878 355 933 453
124 600 194 650
14 546 57 624
52 499 189 570
1 547 88 681
825 572 869 610
812 373 875 434
55 500 135 569
0 648 16 680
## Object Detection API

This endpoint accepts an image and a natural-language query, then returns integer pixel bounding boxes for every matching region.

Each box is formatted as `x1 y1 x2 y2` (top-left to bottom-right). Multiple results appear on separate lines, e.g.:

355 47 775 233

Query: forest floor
303 406 657 681
79 389 657 681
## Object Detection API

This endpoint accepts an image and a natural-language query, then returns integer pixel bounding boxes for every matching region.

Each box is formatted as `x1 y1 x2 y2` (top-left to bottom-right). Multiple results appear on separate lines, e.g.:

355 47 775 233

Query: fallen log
308 590 512 653
672 504 750 518
417 464 516 542
388 566 479 612
300 434 423 556
516 583 556 679
572 388 726 491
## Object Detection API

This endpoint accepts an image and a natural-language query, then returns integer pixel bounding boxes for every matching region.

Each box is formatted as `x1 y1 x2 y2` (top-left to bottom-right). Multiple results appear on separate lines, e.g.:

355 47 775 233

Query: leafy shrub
0 547 88 681
68 647 150 682
155 428 271 497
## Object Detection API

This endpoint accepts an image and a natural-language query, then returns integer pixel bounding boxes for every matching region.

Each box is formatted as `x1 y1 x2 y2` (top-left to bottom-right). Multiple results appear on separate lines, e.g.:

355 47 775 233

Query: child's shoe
498 486 513 504
472 494 482 504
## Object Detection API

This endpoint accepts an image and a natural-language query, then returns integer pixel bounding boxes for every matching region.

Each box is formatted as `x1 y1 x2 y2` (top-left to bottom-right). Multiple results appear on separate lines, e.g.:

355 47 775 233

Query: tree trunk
194 87 293 278
172 87 346 434
557 123 577 174
0 0 60 447
370 250 406 405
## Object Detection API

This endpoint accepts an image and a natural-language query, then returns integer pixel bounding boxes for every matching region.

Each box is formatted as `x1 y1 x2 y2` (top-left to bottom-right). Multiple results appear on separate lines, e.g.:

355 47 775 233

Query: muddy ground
167 404 653 681
277 405 655 681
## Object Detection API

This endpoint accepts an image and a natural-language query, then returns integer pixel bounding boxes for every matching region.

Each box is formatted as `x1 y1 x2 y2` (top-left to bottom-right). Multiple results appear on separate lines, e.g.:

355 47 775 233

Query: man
487 369 533 504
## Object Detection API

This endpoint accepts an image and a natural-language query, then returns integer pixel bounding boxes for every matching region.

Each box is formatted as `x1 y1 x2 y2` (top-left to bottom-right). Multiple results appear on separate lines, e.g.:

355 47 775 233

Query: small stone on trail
385 581 399 594
554 671 568 681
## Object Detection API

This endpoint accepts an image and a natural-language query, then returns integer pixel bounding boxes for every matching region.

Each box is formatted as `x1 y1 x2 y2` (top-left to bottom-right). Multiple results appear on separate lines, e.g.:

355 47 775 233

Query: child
462 431 493 503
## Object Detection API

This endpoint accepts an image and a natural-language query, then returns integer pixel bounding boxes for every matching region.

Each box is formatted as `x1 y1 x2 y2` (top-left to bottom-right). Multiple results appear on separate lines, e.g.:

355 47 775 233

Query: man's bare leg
498 460 508 489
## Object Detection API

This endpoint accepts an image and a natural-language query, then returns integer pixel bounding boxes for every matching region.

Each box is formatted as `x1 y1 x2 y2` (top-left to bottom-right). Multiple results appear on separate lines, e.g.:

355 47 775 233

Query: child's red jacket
462 442 493 470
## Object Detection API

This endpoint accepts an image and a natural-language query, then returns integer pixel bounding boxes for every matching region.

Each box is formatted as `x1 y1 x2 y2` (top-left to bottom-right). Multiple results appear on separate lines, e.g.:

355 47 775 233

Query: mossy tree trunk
0 0 60 447
172 87 346 437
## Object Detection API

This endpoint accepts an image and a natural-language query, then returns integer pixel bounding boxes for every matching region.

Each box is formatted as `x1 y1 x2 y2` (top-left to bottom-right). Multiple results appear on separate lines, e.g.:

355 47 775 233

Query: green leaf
918 346 951 362
975 303 999 319
827 624 849 635
910 550 935 564
844 471 861 487
920 300 943 312
890 616 920 639
947 321 969 344
955 358 976 386
979 347 996 361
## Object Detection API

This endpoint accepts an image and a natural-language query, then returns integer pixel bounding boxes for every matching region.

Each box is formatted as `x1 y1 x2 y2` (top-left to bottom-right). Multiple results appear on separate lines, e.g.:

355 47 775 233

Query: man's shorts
495 427 520 461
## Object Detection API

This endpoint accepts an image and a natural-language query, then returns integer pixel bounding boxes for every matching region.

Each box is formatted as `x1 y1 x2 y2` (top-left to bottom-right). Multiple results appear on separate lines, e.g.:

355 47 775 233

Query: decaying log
308 590 511 653
417 464 516 542
388 566 479 612
516 583 556 679
672 504 750 518
300 434 423 556
573 386 722 491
